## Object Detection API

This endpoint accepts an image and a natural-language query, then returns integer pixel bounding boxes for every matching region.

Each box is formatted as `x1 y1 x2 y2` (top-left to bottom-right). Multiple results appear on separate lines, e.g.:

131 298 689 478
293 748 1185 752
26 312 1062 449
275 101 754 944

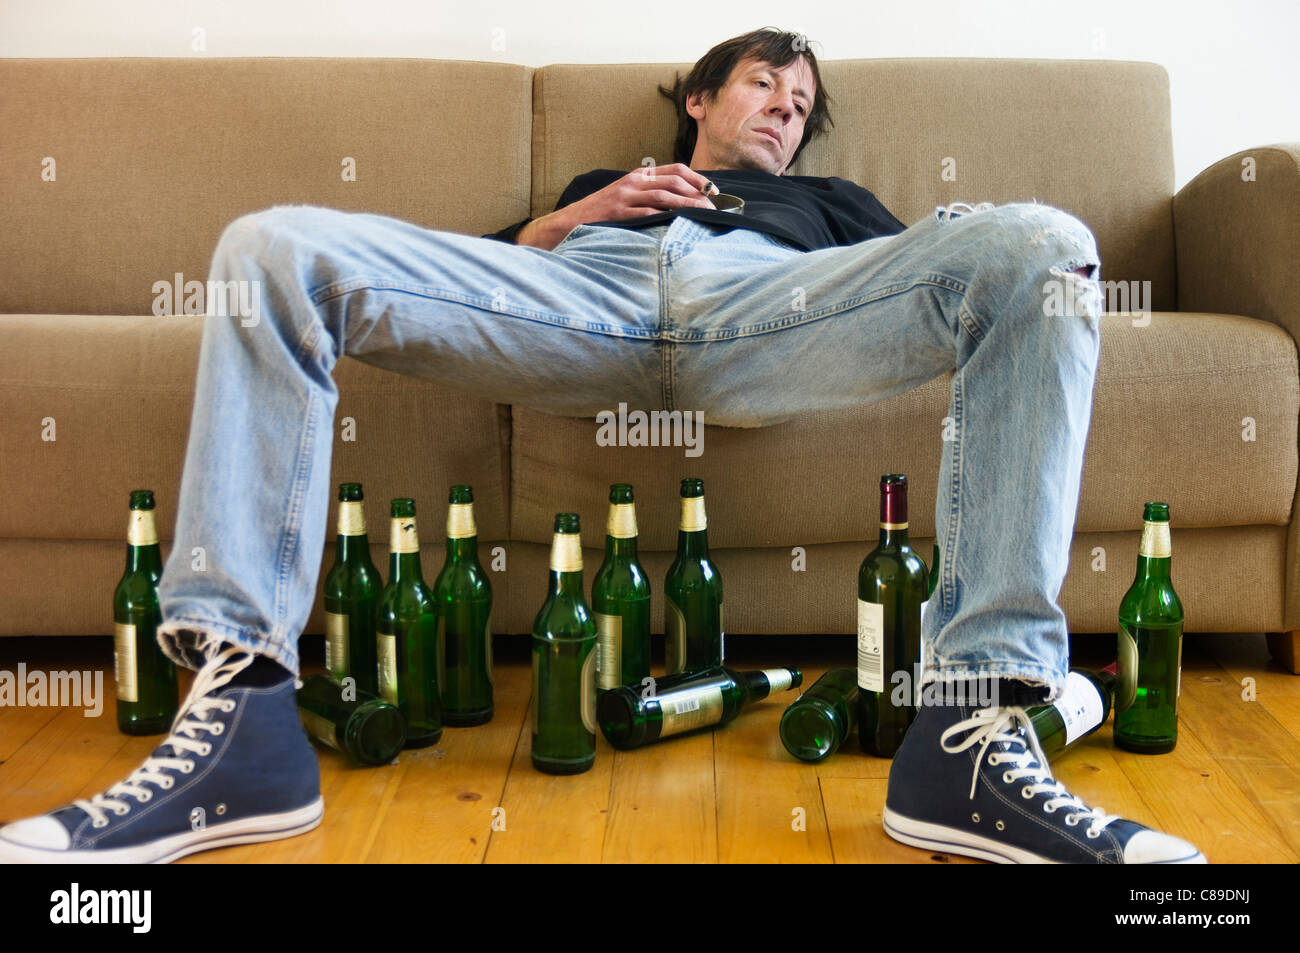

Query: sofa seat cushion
0 314 512 542
510 311 1298 548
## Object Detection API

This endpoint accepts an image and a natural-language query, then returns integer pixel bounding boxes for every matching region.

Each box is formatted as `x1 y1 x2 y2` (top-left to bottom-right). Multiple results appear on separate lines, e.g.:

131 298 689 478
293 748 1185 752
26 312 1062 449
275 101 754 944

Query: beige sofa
1 57 1298 671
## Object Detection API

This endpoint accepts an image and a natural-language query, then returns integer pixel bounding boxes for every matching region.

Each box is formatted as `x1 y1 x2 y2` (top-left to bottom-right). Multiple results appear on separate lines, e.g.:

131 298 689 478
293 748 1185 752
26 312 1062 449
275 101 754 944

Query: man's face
686 54 815 176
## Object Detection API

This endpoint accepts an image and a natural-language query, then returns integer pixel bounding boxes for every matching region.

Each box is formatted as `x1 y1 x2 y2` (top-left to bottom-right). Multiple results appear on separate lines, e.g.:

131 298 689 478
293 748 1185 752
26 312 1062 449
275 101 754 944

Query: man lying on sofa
0 27 1204 864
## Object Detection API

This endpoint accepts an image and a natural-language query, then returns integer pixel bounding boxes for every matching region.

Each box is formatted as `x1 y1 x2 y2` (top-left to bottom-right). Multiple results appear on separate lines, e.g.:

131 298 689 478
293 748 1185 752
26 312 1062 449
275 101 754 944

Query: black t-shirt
480 168 906 251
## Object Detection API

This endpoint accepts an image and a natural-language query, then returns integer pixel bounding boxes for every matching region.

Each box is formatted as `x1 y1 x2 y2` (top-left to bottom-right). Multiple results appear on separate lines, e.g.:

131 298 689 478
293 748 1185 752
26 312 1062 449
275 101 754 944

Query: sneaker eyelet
114 805 130 817
1043 803 1056 814
1002 771 1013 783
93 818 108 829
1020 787 1034 799
995 820 1006 831
209 723 225 736
181 761 195 774
971 813 981 823
1086 828 1101 839
987 754 1000 766
136 791 152 803
1064 814 1079 827
215 803 227 815
199 743 212 756
223 701 236 712
160 778 174 790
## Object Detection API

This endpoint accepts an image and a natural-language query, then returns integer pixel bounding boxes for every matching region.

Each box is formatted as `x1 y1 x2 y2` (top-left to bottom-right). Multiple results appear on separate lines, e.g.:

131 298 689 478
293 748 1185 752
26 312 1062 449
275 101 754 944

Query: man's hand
517 163 720 251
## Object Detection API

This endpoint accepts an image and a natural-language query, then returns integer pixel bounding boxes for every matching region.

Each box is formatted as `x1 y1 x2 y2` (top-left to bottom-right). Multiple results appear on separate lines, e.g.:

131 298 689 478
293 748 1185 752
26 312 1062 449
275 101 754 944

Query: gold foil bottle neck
391 517 420 554
607 502 638 539
127 509 159 547
337 500 366 536
550 532 583 572
1138 520 1171 558
679 495 707 532
447 502 477 539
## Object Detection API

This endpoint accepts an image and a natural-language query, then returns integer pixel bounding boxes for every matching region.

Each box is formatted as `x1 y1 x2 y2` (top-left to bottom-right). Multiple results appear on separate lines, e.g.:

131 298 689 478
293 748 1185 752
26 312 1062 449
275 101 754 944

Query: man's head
658 27 834 176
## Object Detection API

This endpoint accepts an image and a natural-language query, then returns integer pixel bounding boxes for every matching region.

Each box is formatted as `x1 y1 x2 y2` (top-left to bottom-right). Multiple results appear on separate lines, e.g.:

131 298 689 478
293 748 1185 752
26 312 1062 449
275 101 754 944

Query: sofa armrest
1173 142 1300 340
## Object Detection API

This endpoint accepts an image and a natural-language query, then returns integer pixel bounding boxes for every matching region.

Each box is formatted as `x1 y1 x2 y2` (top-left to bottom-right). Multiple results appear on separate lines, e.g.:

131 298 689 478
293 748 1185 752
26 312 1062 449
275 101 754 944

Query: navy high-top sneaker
883 695 1205 864
0 640 323 863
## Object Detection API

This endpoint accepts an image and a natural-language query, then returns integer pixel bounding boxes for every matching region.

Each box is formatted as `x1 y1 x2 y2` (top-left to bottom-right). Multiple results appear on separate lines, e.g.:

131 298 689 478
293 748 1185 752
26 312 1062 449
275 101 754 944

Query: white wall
2 0 1295 190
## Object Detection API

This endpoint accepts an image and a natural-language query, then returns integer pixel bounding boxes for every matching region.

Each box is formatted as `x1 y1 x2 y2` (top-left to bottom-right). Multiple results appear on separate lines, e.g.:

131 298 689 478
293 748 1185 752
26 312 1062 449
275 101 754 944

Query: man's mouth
754 128 781 148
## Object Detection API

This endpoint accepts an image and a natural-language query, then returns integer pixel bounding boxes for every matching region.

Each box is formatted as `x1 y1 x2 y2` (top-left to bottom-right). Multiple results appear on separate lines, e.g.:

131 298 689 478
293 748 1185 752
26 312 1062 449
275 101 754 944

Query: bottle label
1115 623 1138 712
665 598 687 675
719 604 725 663
447 502 477 539
857 599 884 692
596 612 622 690
391 517 419 554
378 633 398 704
550 533 583 573
607 503 638 539
113 622 138 702
485 610 494 687
127 510 158 547
299 708 341 751
679 496 707 532
325 611 349 676
1138 520 1171 558
1054 671 1104 744
580 646 598 733
659 684 724 737
338 500 366 536
763 668 793 693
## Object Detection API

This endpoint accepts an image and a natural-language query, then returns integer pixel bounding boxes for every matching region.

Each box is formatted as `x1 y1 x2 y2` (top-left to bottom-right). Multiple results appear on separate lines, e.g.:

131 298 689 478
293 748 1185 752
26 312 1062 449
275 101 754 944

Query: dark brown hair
658 27 834 173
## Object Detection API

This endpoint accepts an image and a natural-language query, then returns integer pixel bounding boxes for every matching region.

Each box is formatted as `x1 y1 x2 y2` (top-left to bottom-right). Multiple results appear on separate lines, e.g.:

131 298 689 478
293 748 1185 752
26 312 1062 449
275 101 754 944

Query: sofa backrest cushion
532 58 1176 310
0 57 533 315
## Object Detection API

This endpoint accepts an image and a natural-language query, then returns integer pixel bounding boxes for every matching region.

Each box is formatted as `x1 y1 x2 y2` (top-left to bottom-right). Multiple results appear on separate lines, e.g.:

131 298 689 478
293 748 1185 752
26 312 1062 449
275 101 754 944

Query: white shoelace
74 639 253 829
940 706 1120 839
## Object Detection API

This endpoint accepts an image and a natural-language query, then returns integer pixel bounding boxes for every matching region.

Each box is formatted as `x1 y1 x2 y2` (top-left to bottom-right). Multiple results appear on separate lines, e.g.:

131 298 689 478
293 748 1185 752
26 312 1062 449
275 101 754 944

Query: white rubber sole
882 805 1206 865
0 797 324 864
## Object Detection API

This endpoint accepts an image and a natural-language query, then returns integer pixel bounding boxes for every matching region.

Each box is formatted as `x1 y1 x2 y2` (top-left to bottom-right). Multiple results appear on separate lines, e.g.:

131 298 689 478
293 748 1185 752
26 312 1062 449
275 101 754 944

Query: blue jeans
156 201 1102 700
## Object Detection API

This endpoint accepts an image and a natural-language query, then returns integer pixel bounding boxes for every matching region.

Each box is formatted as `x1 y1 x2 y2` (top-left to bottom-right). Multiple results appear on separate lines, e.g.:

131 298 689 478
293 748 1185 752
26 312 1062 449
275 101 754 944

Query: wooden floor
1 632 1297 863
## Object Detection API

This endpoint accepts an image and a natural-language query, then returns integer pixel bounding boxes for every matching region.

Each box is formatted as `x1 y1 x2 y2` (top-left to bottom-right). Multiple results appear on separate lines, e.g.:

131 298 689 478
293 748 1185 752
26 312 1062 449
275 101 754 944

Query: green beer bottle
599 665 801 749
322 482 383 696
1026 664 1117 760
1115 503 1184 754
592 484 651 692
779 667 858 763
857 474 929 758
664 477 724 675
433 485 494 726
113 490 179 735
531 513 598 775
296 673 406 765
375 498 442 748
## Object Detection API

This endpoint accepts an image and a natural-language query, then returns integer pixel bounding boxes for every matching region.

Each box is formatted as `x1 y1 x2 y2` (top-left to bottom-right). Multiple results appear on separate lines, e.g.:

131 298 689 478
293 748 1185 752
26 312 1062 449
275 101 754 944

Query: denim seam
662 274 968 342
936 367 965 658
273 387 319 653
659 241 676 411
311 280 662 341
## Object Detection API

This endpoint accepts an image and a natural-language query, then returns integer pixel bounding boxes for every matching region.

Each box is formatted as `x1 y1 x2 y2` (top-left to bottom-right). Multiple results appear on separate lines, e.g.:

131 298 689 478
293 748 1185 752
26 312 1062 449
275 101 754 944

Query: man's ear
685 87 714 122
